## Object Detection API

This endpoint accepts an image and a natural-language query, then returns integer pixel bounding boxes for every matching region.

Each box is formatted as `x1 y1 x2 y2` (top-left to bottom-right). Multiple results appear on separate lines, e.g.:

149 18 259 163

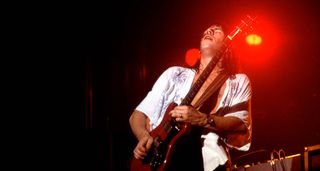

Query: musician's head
200 24 226 54
196 23 239 74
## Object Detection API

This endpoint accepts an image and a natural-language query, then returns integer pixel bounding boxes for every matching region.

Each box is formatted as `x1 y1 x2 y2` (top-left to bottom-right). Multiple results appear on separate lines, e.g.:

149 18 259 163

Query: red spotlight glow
246 34 262 45
185 48 200 66
230 15 282 69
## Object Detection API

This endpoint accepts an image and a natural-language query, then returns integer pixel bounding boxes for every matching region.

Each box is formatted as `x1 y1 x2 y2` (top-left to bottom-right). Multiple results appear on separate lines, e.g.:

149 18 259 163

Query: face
200 25 225 52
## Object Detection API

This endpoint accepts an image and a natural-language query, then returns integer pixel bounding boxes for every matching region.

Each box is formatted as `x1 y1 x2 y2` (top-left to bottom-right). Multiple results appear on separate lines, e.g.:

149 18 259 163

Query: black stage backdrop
37 1 320 170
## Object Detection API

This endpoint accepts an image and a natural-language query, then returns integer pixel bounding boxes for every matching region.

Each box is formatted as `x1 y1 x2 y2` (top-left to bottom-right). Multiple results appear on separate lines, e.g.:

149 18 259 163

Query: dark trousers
165 127 228 171
214 164 227 171
166 127 204 171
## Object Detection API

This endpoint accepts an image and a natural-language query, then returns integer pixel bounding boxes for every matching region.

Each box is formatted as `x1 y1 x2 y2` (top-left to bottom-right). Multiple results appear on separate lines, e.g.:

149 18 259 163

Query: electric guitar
130 15 256 171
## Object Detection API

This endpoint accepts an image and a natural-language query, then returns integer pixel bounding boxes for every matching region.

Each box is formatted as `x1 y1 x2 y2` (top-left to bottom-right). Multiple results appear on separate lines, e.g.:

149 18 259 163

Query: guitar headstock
227 15 257 41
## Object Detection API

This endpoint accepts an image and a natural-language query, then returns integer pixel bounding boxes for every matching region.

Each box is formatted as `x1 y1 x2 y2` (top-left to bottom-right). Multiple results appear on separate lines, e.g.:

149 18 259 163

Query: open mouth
203 35 213 41
203 36 213 41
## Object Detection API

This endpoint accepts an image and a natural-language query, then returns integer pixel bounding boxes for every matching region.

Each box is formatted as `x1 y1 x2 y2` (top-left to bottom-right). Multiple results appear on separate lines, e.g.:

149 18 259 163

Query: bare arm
205 114 247 133
129 110 150 140
170 105 247 133
129 110 153 159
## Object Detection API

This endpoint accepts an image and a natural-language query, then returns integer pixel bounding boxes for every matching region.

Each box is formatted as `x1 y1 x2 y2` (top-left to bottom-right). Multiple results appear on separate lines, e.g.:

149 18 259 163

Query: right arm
129 110 153 159
129 67 182 159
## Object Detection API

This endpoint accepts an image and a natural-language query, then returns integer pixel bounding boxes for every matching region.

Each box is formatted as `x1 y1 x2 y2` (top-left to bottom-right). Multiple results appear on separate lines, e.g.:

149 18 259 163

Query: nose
204 29 213 35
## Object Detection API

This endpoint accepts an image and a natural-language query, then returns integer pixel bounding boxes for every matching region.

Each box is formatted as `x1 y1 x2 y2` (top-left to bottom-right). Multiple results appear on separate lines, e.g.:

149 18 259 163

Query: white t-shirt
136 66 252 171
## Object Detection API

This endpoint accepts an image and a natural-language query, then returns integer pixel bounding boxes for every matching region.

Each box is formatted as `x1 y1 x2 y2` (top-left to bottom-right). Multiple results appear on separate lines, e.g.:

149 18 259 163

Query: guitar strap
192 70 230 111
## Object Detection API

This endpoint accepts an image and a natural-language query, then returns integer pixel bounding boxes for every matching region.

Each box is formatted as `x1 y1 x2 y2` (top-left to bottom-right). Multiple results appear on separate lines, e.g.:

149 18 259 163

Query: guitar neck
180 40 230 106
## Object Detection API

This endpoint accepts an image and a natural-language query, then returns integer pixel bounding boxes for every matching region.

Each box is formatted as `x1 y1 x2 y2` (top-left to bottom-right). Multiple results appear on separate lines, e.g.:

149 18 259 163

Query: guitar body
130 102 192 171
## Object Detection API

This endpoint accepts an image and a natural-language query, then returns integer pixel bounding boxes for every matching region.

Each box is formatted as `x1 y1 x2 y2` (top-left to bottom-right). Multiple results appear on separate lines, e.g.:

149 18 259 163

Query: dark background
42 1 320 170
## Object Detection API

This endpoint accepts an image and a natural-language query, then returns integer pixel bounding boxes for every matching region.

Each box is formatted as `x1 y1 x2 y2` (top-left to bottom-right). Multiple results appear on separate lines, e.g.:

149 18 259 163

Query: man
129 24 252 171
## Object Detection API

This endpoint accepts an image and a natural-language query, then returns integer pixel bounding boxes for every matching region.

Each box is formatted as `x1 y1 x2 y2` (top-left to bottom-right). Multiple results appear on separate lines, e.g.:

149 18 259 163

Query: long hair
221 45 240 75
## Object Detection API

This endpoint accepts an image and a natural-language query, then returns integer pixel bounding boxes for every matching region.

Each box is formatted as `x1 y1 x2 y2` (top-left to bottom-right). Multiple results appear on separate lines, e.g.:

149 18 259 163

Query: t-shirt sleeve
135 67 173 128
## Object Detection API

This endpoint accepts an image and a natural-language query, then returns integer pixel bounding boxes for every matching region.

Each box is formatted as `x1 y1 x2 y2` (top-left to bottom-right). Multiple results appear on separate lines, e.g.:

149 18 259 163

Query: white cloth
136 66 252 171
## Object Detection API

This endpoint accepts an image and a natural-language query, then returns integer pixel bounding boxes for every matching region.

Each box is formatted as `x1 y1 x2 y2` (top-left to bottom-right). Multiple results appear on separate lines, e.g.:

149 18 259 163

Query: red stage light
185 48 200 67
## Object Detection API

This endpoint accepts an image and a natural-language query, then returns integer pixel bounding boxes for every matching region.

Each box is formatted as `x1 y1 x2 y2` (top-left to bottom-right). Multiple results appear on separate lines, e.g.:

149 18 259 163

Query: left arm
170 105 246 134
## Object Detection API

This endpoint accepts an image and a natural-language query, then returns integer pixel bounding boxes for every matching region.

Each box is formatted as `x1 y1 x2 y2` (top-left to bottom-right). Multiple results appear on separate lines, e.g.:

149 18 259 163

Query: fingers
170 110 184 121
170 106 205 124
170 105 192 121
133 136 153 159
174 105 189 111
146 137 153 149
134 145 148 159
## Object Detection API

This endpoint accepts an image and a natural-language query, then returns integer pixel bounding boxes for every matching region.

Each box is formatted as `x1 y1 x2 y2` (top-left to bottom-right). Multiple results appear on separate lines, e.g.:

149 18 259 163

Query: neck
198 53 223 74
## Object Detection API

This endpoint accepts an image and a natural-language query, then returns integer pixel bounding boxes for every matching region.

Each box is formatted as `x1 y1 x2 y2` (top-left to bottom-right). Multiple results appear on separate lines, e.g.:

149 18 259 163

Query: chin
200 45 214 51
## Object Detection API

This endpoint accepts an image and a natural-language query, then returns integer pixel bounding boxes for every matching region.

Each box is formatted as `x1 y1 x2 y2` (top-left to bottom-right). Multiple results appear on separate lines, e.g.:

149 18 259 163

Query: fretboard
180 40 230 106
